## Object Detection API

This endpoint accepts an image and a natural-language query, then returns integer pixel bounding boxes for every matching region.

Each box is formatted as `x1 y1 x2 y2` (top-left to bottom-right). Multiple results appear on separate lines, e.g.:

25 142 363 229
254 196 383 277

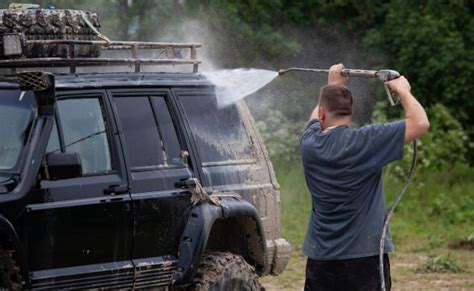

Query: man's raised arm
386 77 430 144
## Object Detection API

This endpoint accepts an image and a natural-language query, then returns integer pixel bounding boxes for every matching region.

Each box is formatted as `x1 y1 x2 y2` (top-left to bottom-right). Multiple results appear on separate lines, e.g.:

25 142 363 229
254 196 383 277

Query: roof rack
0 39 202 74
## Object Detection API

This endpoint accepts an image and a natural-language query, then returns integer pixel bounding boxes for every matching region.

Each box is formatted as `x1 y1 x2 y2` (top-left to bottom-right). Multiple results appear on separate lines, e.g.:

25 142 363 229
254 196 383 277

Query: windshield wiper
48 130 106 154
65 130 106 149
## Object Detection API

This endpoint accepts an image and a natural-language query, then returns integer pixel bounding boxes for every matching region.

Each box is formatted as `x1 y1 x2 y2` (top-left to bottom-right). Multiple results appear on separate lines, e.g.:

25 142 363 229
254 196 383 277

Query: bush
372 102 469 179
256 109 306 164
419 104 469 170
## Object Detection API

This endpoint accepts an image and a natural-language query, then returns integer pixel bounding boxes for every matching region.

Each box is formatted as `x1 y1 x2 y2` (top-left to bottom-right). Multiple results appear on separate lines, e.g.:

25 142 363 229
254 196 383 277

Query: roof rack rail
0 39 202 74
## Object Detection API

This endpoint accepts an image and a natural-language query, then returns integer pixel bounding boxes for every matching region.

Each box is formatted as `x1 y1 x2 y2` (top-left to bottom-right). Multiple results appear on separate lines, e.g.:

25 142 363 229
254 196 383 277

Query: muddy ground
262 247 474 290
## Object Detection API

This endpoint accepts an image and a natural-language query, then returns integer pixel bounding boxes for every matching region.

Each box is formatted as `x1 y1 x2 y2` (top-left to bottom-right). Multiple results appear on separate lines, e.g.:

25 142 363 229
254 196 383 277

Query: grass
262 161 474 290
385 165 474 249
414 253 463 273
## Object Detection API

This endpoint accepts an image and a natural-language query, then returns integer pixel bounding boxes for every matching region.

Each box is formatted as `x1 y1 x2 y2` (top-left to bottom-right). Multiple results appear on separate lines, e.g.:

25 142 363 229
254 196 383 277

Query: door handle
103 184 129 195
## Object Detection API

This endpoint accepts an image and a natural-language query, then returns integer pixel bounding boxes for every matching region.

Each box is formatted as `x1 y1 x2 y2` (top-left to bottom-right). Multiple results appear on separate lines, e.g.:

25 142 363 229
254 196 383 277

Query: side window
46 97 113 175
178 92 254 165
114 95 183 169
151 96 183 165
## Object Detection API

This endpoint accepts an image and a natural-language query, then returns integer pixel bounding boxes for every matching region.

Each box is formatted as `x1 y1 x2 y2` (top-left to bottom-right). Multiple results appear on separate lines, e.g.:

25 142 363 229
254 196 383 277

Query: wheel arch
172 197 267 285
205 215 265 272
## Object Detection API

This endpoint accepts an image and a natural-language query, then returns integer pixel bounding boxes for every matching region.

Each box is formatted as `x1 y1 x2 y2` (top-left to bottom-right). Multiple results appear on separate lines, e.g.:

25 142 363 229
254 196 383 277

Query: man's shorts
304 254 391 291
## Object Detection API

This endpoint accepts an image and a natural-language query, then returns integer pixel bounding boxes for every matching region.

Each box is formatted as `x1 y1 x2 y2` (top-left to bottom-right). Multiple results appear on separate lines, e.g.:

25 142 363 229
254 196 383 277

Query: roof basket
0 38 201 74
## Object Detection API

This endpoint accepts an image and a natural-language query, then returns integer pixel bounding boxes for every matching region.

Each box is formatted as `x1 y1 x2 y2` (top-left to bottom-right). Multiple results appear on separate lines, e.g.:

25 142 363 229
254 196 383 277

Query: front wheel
190 252 263 291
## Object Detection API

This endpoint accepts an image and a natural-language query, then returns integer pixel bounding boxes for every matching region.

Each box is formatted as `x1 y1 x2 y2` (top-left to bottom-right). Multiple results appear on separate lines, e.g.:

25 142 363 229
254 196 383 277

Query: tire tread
190 252 263 291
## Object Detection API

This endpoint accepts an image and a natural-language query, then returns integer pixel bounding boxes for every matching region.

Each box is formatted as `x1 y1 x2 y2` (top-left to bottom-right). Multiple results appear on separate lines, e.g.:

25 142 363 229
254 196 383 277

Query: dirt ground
261 247 474 290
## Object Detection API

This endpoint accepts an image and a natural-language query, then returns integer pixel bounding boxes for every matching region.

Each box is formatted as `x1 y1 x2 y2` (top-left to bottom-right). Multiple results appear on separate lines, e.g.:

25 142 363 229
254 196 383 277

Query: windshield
0 90 35 171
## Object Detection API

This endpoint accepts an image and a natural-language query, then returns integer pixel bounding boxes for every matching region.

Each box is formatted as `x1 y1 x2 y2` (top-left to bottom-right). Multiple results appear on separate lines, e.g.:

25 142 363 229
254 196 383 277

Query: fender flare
172 197 266 284
0 215 29 286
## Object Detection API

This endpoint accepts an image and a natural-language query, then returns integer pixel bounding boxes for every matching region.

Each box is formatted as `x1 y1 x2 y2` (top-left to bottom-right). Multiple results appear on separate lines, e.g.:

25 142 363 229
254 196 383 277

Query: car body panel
0 72 289 289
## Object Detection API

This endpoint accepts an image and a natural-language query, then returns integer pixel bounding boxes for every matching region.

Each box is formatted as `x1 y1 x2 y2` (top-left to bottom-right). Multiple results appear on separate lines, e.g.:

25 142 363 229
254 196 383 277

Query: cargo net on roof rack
0 9 201 74
0 9 103 58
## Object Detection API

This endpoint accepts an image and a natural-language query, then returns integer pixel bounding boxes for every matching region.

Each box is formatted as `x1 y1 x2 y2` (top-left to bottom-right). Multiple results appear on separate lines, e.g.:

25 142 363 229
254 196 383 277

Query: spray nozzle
376 70 400 82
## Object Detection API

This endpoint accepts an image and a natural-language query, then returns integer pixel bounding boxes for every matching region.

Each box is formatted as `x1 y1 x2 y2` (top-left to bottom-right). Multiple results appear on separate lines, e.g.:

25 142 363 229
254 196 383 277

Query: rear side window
114 95 183 169
178 91 254 165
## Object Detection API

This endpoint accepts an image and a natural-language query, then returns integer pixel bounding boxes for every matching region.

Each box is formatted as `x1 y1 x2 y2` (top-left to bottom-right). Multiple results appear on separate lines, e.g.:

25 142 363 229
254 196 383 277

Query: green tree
364 0 473 160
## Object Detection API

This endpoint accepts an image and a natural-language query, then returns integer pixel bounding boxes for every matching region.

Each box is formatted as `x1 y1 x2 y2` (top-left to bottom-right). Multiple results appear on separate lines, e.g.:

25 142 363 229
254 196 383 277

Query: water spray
279 66 417 291
278 67 400 106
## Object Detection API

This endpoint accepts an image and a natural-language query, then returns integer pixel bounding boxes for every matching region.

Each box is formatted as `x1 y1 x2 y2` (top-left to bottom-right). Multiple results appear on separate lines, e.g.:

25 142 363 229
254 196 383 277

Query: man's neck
321 116 351 131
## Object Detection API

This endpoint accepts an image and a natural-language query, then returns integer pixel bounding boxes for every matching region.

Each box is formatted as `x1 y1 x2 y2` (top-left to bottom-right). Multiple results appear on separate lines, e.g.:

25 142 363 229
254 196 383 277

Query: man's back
300 119 405 260
302 64 429 291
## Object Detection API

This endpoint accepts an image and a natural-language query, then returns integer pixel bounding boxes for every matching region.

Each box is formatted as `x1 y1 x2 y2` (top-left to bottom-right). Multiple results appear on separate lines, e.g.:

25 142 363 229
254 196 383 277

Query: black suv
0 8 290 290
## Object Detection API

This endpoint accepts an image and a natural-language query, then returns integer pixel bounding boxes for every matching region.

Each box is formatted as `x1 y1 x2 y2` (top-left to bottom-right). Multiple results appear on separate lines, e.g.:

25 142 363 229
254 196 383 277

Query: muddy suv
0 7 290 290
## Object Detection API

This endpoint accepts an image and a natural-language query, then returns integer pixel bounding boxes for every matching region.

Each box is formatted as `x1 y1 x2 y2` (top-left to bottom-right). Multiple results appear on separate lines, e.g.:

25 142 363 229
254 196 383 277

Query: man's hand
385 76 411 96
386 76 429 144
328 63 349 85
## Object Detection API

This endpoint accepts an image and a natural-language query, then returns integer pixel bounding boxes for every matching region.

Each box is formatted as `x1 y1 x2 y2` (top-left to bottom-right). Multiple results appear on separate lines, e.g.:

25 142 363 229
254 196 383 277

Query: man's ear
319 106 325 121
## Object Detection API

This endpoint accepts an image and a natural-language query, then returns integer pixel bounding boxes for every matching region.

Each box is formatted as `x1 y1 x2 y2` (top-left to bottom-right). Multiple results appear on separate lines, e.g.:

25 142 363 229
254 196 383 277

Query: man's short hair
319 84 353 116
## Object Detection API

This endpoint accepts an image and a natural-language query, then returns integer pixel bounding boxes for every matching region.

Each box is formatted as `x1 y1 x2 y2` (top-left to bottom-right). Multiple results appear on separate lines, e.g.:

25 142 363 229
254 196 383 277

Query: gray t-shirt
300 119 405 260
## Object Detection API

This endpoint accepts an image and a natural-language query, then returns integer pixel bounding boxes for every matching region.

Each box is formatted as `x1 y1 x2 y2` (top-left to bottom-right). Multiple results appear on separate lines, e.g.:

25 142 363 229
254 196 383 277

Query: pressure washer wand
278 67 379 77
278 67 401 105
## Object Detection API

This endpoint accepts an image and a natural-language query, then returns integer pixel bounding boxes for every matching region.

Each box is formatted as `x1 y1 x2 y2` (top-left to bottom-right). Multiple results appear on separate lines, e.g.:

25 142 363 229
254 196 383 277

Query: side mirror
46 152 82 180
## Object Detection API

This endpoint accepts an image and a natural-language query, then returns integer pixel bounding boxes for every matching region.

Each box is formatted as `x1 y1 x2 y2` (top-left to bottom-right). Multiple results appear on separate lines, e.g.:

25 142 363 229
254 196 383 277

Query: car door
111 89 194 288
24 91 134 289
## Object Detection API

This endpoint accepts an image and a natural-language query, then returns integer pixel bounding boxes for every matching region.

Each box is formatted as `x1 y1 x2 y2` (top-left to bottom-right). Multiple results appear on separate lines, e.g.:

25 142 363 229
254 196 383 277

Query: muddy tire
190 252 263 291
0 9 102 58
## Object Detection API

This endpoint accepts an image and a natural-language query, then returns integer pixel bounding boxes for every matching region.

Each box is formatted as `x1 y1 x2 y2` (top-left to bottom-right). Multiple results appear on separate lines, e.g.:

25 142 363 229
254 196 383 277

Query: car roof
0 72 214 90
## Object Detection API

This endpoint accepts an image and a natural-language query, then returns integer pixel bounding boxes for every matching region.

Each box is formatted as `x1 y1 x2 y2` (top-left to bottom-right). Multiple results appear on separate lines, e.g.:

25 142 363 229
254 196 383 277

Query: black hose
379 140 417 291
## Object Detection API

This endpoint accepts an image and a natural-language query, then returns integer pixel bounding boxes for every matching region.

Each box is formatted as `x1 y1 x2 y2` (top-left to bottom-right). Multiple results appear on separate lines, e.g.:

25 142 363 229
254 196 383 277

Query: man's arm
309 105 320 120
385 76 430 144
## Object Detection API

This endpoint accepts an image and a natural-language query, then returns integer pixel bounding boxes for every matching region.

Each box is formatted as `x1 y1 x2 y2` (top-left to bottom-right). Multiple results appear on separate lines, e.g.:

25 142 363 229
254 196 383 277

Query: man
301 64 429 290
